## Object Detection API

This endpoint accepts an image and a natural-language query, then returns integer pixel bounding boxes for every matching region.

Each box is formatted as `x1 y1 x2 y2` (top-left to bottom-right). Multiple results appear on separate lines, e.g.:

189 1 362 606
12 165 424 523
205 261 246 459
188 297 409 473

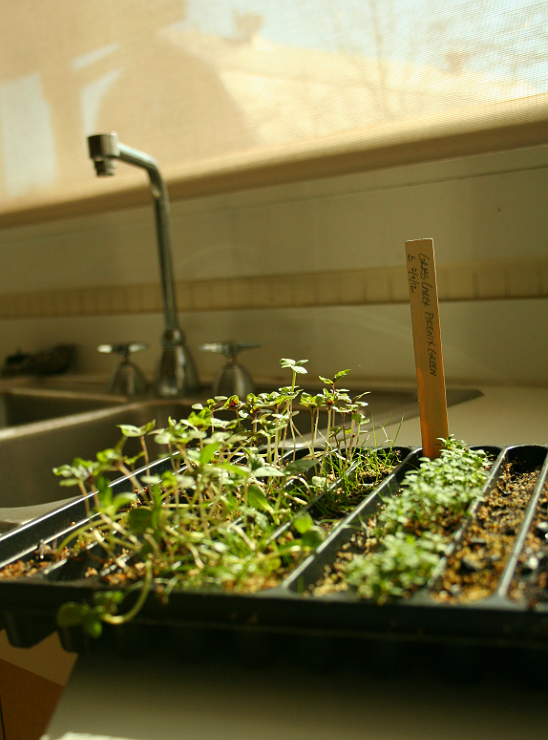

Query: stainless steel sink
0 398 195 512
0 386 482 531
0 387 124 429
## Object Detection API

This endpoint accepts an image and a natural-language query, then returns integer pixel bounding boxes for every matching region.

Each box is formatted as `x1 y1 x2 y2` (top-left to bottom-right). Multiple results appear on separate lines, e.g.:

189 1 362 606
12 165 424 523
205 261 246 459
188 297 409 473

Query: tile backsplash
0 257 545 320
0 144 547 387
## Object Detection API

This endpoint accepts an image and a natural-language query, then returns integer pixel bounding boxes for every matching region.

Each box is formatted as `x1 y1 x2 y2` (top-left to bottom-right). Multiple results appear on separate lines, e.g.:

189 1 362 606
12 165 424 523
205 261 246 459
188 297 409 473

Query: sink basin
0 387 124 429
0 398 195 512
0 386 482 531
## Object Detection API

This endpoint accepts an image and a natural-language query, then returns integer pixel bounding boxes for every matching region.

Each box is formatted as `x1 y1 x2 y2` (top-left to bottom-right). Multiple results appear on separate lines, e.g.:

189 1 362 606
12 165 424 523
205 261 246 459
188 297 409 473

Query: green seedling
51 359 401 636
342 437 490 603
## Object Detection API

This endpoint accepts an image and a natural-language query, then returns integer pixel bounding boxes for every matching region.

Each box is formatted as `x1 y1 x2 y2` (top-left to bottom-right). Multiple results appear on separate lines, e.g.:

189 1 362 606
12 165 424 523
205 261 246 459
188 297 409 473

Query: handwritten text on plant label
407 251 438 377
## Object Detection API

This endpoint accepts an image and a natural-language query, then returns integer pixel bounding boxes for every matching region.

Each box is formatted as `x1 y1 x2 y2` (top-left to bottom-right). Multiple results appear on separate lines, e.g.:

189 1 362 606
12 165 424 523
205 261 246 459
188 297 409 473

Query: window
1 0 547 225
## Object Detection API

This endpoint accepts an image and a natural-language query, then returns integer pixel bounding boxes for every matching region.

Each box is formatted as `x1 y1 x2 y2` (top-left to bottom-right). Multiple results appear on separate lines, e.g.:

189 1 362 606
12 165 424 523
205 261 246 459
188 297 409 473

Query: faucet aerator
92 159 116 177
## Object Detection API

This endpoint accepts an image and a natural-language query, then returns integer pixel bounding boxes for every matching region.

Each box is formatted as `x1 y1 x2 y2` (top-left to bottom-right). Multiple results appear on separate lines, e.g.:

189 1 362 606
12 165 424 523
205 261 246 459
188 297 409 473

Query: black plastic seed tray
1 445 548 655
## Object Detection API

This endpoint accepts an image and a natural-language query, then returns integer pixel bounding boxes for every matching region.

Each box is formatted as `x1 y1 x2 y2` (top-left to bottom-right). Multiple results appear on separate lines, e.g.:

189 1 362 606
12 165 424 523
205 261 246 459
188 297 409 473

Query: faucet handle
98 342 148 362
97 342 148 396
199 341 260 361
199 341 260 397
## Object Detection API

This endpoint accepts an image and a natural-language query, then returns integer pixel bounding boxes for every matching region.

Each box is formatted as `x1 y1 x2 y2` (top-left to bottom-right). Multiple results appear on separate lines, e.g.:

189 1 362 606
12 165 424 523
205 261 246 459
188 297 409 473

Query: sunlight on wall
0 73 57 197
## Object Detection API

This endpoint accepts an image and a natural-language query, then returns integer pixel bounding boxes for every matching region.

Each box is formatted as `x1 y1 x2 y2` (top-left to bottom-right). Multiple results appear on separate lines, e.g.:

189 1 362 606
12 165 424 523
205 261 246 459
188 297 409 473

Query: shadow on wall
0 0 253 200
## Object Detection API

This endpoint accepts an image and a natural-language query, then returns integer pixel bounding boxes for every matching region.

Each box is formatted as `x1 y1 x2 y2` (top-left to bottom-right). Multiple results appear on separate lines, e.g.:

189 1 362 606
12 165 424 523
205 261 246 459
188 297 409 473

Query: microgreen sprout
342 437 491 603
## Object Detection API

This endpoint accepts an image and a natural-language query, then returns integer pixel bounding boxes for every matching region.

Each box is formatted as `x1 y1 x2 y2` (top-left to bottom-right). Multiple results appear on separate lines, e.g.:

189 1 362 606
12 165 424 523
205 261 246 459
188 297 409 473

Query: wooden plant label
405 238 448 459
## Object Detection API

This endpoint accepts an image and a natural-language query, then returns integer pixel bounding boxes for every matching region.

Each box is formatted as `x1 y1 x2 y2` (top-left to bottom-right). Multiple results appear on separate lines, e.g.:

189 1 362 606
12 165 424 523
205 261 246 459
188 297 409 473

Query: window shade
1 0 548 227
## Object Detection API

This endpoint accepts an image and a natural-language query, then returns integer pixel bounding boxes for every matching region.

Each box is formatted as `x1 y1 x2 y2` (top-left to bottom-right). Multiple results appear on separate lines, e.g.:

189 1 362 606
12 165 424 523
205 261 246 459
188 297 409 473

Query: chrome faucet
87 133 199 397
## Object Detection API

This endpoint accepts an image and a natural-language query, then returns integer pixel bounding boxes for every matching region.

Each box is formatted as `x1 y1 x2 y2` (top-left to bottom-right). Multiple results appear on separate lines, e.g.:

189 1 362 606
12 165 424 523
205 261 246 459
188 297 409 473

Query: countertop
2 382 546 740
382 385 548 448
42 645 548 740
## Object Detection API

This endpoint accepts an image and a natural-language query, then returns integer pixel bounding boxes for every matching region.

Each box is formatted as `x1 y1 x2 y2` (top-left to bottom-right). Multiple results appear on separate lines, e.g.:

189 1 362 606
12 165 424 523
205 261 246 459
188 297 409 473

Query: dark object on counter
27 345 75 375
1 345 75 377
1 349 32 377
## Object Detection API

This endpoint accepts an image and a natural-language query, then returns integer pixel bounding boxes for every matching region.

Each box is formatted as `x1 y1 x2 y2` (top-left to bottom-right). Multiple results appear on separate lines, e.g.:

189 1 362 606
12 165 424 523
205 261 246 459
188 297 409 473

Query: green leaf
176 475 196 490
82 611 103 639
127 507 152 533
117 420 156 438
72 457 93 469
333 369 351 381
52 464 73 478
122 452 145 467
199 442 219 466
95 448 118 465
223 395 241 409
159 470 178 488
301 526 325 548
139 541 154 559
117 424 144 438
311 475 328 491
141 475 162 486
216 462 251 478
319 376 332 385
293 511 314 534
93 591 124 608
280 358 308 373
247 485 273 513
154 431 172 445
252 466 284 478
56 602 89 628
96 477 112 508
188 409 213 429
97 474 109 491
151 484 164 511
264 557 282 573
111 493 137 512
283 459 317 476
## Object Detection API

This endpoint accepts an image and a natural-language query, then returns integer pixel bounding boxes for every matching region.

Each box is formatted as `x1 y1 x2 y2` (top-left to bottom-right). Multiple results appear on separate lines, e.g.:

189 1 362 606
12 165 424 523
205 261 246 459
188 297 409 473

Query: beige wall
0 143 547 388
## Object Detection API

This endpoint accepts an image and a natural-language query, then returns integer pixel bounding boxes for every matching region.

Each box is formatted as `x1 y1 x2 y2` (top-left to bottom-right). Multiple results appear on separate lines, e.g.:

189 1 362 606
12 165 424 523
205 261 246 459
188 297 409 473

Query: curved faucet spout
87 133 199 396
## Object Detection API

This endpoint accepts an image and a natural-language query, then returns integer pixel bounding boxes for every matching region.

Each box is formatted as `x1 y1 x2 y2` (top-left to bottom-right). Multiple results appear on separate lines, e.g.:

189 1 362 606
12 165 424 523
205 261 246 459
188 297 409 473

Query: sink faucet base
156 329 199 397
